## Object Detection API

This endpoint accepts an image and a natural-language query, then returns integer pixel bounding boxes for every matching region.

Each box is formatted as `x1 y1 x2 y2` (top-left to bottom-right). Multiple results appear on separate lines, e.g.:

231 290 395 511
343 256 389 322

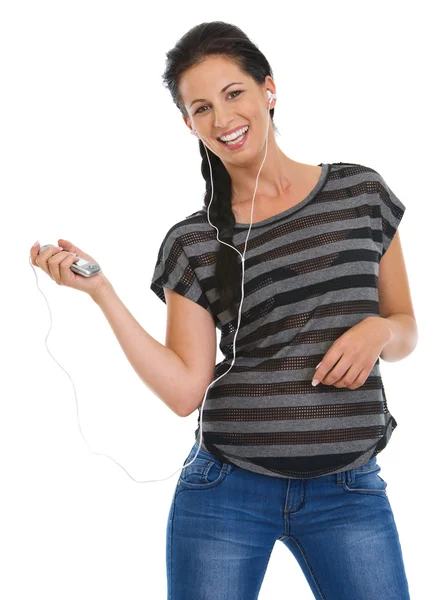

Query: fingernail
312 379 319 387
32 240 40 247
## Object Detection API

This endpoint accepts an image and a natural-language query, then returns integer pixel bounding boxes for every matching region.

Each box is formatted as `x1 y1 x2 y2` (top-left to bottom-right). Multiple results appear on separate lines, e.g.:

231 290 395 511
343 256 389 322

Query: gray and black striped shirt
150 162 406 479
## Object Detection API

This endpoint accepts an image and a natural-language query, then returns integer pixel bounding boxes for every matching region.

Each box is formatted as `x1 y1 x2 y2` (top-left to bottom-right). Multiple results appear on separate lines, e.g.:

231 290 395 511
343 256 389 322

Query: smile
218 126 249 150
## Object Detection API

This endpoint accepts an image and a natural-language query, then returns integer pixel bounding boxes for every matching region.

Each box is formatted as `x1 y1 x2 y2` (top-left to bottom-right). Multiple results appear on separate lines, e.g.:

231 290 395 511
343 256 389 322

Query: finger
333 364 357 388
35 246 64 276
58 239 78 254
322 356 350 386
48 250 78 284
346 367 368 390
312 360 335 386
59 253 81 285
312 356 341 387
30 241 41 266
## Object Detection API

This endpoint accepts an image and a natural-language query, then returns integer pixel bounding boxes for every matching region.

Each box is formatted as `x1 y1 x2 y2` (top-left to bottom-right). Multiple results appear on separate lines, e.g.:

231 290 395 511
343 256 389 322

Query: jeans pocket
179 444 230 490
341 462 388 497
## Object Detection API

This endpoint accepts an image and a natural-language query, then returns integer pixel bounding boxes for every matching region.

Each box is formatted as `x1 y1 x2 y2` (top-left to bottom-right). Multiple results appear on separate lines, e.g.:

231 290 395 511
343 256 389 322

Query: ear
263 75 277 102
182 115 193 133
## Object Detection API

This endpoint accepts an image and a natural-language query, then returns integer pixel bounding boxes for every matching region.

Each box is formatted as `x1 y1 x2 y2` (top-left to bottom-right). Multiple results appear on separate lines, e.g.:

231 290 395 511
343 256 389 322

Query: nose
212 103 233 131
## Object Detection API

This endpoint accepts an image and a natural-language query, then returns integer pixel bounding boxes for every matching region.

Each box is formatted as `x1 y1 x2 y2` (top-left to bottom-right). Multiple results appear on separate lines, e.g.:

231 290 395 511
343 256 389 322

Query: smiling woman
152 20 413 600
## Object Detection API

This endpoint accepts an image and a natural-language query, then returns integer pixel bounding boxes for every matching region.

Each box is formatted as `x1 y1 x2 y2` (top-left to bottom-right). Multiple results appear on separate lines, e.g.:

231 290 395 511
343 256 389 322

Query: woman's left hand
312 317 390 389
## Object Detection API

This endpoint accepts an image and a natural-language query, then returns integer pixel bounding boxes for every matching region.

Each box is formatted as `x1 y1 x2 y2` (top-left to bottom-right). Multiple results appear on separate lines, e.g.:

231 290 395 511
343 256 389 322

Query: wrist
91 278 115 305
369 316 393 346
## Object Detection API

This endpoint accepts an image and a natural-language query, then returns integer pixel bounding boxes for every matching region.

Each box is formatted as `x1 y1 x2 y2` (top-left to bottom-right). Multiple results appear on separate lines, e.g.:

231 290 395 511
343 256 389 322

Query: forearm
90 281 193 417
375 314 418 362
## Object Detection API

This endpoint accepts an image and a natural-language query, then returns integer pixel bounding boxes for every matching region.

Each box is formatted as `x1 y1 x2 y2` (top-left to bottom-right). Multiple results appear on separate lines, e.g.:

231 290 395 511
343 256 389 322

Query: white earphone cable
187 92 275 470
29 91 276 483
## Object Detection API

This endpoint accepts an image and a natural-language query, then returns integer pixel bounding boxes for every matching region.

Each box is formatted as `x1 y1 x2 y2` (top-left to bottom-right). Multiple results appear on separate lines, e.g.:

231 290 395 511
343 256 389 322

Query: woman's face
179 55 276 164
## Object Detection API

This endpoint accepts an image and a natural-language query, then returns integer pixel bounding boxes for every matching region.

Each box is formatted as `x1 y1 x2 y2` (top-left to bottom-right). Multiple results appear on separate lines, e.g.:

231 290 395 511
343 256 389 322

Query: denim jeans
166 440 411 599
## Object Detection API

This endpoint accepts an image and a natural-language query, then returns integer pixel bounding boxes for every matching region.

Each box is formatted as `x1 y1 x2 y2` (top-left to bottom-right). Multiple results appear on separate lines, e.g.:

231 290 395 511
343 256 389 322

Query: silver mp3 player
38 244 102 277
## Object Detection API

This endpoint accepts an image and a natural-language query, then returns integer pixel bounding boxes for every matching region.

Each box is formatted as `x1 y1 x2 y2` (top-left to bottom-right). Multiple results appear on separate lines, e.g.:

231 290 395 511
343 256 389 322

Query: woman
30 20 416 600
152 21 416 599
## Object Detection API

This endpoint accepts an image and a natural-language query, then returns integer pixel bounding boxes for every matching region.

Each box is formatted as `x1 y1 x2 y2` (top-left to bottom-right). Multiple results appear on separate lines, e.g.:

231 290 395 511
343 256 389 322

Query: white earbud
267 90 277 104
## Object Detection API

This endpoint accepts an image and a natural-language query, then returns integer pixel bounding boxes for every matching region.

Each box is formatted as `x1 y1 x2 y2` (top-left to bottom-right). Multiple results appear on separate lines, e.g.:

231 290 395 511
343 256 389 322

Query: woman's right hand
30 239 111 299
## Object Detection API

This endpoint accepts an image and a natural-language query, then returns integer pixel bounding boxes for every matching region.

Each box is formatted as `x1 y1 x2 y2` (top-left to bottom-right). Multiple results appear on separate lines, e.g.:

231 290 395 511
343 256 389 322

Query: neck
221 133 299 205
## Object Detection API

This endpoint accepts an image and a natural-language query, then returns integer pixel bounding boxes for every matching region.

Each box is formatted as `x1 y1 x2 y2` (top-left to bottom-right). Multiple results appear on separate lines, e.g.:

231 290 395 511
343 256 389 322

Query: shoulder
155 209 216 265
330 162 381 177
159 209 209 244
329 162 394 191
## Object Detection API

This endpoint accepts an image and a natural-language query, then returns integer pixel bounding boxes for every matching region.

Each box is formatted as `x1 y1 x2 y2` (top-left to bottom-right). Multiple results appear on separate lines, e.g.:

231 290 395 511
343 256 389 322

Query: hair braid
162 21 278 318
199 140 241 318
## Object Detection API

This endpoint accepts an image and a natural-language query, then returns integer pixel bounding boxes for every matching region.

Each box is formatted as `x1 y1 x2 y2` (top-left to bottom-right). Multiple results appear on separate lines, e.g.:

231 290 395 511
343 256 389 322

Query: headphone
183 89 277 470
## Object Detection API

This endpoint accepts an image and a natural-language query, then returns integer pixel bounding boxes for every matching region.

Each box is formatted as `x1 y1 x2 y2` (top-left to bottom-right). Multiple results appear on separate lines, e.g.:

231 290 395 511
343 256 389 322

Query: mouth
217 126 249 150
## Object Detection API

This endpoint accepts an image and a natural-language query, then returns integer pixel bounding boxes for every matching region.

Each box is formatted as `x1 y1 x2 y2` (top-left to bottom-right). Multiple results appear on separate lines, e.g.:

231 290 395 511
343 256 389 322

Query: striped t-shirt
150 162 406 479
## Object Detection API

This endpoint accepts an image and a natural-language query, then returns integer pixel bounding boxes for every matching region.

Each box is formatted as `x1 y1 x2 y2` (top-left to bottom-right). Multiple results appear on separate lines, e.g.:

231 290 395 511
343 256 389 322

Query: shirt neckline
232 163 331 229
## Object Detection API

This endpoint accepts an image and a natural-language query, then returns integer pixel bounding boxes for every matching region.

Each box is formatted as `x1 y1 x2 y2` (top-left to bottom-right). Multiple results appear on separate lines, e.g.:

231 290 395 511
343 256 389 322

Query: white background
2 1 444 598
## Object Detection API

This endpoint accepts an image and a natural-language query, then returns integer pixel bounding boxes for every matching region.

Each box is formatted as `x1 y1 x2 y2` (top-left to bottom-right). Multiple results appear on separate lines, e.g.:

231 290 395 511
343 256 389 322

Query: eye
195 90 243 115
228 90 242 100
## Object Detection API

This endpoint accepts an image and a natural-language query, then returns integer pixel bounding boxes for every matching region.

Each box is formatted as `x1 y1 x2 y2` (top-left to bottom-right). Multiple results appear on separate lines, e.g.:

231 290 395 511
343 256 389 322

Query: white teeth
225 133 246 145
219 126 248 142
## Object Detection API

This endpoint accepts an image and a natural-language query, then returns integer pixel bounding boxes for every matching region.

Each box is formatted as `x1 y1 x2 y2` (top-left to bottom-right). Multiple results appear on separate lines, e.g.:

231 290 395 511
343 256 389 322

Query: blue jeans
167 441 411 599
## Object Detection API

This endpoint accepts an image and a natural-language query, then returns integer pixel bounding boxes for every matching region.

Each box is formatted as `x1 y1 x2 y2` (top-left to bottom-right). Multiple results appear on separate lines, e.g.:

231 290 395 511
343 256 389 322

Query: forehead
180 56 246 97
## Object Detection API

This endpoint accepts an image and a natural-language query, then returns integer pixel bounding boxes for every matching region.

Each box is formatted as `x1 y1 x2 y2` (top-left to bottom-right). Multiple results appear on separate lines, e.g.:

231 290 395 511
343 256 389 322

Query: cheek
251 110 269 135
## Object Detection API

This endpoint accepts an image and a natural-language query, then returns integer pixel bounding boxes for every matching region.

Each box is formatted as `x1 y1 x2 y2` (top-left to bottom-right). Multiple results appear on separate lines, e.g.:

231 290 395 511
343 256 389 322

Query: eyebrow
189 82 244 108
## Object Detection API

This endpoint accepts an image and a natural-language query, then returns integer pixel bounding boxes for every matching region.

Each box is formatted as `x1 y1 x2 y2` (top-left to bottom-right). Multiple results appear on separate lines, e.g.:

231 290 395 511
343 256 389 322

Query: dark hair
162 21 278 320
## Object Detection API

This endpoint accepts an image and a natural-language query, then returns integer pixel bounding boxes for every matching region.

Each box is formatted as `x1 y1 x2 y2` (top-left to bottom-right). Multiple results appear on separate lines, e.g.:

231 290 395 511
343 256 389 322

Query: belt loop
347 468 355 485
337 467 355 485
337 470 346 485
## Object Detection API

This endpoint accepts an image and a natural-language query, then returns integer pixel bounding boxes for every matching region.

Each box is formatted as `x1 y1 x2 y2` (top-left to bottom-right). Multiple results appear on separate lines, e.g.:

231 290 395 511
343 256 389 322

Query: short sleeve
377 172 406 257
150 226 215 319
